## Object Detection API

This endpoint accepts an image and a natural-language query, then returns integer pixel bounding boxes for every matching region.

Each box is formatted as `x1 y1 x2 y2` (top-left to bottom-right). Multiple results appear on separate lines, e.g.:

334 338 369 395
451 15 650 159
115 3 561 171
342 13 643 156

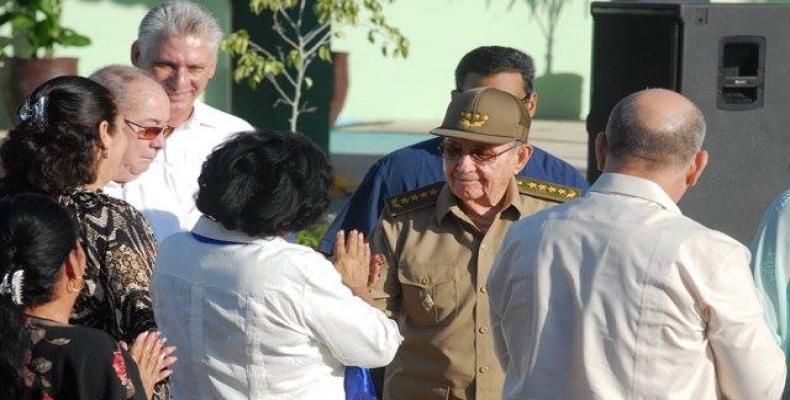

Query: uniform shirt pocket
398 264 457 327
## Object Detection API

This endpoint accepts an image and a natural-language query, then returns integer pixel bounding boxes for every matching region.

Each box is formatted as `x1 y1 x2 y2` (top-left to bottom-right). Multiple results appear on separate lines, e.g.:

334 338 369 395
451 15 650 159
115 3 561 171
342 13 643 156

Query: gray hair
137 0 223 61
605 90 706 167
89 65 158 108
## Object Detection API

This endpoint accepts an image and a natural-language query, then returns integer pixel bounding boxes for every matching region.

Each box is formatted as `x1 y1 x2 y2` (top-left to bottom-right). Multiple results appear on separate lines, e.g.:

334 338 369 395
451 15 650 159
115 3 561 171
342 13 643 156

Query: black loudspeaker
587 1 790 243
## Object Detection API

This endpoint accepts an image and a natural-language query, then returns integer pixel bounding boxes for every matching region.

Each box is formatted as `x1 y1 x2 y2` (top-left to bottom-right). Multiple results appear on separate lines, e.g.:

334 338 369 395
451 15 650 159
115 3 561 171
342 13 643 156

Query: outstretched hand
333 230 385 301
128 331 177 400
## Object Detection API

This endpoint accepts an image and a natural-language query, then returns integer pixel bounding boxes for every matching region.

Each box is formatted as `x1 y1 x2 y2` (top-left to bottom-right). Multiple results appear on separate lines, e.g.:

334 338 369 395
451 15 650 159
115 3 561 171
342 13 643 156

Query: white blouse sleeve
300 252 403 368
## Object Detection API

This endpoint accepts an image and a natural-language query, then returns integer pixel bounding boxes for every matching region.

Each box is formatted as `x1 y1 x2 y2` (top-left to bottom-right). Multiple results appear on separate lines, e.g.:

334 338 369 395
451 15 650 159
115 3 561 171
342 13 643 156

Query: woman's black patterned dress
22 316 147 400
58 189 169 400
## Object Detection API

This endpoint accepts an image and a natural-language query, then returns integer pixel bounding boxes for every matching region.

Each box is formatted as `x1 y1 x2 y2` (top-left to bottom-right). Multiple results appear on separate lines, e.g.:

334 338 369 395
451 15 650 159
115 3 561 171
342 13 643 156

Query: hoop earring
67 279 82 293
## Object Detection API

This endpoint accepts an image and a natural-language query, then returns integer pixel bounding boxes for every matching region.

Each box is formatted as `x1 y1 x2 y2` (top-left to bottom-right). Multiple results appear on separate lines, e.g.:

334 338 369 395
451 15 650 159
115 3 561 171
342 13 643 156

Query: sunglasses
438 141 521 163
124 119 175 140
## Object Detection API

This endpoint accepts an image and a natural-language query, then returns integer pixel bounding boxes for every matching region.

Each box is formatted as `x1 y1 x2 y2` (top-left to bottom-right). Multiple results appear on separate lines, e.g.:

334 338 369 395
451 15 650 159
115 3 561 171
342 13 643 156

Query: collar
589 173 681 214
191 216 281 245
175 101 218 132
435 177 523 223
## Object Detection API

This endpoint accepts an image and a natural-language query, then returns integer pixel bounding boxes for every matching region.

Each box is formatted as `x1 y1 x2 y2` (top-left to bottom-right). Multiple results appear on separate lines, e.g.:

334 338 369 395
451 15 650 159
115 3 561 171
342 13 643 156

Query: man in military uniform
371 87 580 400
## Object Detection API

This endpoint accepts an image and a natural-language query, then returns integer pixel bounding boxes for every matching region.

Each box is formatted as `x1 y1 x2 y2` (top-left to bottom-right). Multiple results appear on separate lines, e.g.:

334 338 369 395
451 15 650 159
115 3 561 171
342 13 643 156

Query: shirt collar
435 177 523 223
590 173 681 214
175 102 217 131
192 215 281 245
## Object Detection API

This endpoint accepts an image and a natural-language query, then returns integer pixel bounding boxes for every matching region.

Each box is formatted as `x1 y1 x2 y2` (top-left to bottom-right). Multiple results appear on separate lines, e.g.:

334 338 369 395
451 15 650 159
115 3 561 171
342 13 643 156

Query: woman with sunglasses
0 76 175 400
0 194 167 400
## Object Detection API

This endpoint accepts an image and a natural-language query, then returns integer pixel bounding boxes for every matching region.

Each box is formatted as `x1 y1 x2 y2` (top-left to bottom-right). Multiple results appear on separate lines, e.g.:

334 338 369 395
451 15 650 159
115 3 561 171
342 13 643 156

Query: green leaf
33 18 56 47
286 49 301 68
10 14 36 30
304 76 313 88
57 30 91 47
37 0 57 17
318 45 332 62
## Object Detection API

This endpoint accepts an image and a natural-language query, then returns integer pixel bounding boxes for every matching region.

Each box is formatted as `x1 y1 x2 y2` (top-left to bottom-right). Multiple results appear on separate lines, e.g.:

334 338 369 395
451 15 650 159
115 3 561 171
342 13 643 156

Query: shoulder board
517 178 582 203
386 182 443 217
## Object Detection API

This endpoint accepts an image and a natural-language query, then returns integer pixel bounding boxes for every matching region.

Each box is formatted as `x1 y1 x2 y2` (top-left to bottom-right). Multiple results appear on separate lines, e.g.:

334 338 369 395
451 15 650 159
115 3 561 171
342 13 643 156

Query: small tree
489 0 571 75
222 0 408 132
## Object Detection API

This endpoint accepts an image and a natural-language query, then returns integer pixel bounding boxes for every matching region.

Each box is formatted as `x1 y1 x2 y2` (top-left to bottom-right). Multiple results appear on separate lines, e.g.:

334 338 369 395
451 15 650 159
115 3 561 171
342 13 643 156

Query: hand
130 331 177 400
333 230 371 289
369 254 384 287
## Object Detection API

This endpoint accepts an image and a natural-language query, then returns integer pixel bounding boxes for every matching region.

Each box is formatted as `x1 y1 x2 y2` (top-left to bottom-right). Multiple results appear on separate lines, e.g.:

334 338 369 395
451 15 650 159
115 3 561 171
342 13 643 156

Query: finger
141 332 161 370
354 231 365 257
161 353 178 370
348 230 358 252
334 230 347 258
131 331 149 361
369 262 383 286
368 254 384 286
157 367 174 381
362 239 371 261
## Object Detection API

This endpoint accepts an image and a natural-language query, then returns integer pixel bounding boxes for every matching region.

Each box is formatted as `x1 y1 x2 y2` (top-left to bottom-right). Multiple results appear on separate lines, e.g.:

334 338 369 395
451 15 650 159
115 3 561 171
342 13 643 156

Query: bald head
90 65 168 115
605 88 705 169
90 65 170 183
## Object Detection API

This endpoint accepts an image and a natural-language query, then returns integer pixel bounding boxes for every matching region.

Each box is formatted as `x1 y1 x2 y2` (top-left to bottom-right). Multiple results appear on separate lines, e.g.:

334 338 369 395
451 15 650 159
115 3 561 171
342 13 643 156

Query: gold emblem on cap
459 112 490 128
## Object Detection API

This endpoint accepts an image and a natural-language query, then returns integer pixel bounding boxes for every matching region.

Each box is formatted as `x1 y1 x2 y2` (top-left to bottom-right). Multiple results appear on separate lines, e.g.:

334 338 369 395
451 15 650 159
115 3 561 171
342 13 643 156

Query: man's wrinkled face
139 34 216 125
442 137 525 207
114 79 170 183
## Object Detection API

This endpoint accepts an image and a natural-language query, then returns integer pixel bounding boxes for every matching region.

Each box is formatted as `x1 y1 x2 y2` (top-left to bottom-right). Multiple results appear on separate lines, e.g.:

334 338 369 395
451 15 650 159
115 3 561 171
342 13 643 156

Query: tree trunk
545 27 555 75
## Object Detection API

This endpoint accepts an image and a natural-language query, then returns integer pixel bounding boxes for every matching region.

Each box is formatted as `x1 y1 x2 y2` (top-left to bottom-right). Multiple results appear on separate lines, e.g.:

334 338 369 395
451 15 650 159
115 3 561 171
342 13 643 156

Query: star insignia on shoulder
517 178 582 203
386 182 444 216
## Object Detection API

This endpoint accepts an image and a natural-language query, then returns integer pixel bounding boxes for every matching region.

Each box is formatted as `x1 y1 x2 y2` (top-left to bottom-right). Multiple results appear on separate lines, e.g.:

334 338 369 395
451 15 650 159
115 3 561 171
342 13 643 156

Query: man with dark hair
319 45 586 255
488 89 786 399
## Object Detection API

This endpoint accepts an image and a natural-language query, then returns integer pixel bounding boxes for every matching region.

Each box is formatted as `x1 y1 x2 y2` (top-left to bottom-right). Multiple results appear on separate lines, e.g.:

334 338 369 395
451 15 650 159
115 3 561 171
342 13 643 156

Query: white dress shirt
151 217 402 400
105 102 253 242
488 173 786 400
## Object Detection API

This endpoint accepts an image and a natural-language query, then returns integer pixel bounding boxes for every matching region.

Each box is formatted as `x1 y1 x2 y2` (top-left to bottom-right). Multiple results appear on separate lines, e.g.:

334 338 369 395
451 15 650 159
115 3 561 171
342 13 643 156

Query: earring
67 279 82 293
101 148 109 159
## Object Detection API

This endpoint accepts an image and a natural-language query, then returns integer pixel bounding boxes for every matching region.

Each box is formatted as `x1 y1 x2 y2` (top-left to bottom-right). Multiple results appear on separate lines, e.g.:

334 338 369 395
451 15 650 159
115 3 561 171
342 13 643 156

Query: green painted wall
2 0 769 128
333 0 594 122
32 0 596 124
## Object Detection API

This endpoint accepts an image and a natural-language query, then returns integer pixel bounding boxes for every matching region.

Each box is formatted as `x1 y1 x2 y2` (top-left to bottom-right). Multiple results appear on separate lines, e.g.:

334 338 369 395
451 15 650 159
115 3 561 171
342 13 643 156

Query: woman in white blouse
151 130 402 399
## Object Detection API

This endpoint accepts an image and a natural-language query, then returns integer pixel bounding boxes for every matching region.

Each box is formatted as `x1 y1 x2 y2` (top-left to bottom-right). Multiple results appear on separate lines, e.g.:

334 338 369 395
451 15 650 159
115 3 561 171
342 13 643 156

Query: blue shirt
319 137 588 255
751 189 790 353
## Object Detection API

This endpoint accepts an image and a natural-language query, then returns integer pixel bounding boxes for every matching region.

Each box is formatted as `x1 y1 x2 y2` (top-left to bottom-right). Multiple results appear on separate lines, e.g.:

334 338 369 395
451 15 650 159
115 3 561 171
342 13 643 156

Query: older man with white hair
489 88 786 400
130 0 253 241
370 87 580 400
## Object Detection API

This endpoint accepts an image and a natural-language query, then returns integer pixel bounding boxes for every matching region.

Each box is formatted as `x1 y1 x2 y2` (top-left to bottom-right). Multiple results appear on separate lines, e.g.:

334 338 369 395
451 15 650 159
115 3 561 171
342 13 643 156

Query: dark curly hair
0 76 119 195
454 45 536 96
196 130 333 237
0 194 80 400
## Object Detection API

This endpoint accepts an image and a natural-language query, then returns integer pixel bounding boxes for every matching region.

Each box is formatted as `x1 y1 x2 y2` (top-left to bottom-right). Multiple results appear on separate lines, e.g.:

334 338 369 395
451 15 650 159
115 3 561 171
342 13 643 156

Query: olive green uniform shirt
372 177 576 400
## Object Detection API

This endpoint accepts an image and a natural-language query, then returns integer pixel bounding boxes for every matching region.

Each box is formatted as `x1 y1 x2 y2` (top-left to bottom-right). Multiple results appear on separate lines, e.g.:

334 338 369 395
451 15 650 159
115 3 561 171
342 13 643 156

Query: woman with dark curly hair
0 76 174 400
0 193 166 400
151 130 402 399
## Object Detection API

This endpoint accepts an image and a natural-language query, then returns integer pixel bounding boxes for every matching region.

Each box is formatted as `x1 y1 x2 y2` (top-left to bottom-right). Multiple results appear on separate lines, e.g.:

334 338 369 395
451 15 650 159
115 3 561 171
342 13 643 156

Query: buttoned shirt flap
397 260 458 327
372 206 462 325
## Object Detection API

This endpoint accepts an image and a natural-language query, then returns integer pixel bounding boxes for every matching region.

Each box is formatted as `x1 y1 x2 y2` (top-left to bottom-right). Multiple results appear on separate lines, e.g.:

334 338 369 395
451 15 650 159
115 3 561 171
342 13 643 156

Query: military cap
430 87 531 144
